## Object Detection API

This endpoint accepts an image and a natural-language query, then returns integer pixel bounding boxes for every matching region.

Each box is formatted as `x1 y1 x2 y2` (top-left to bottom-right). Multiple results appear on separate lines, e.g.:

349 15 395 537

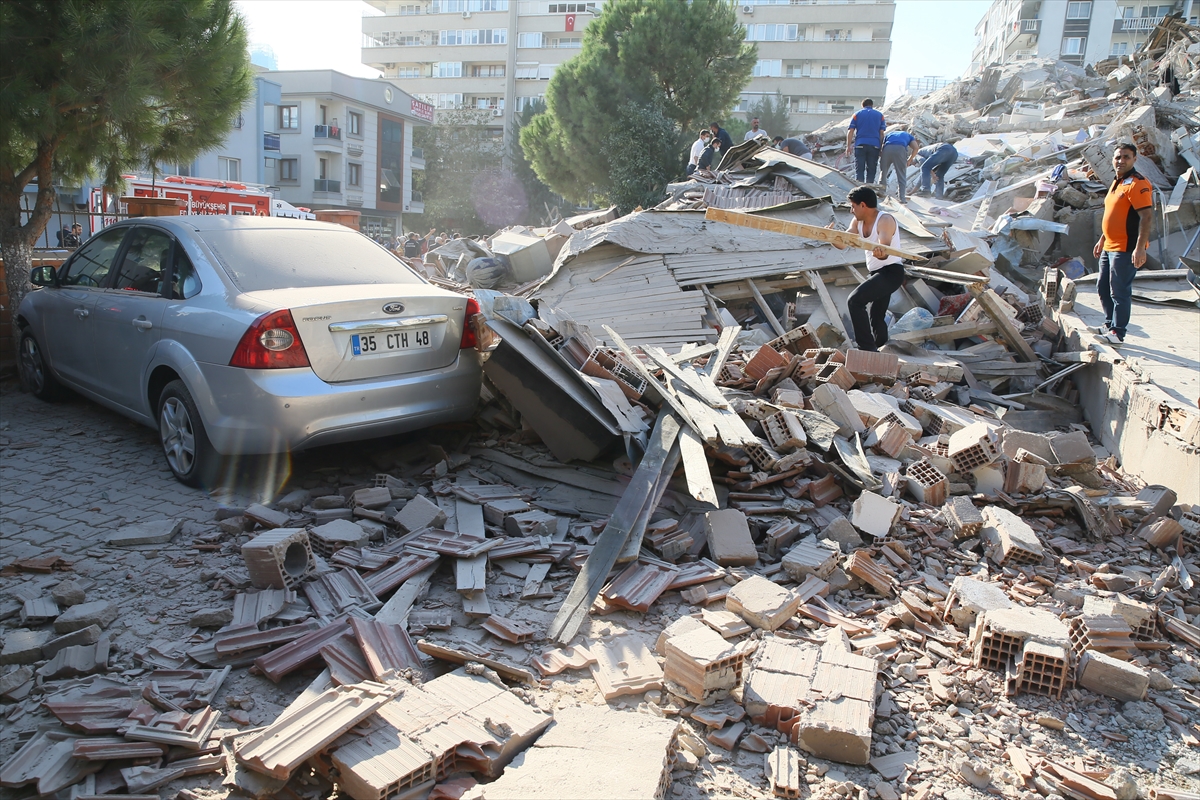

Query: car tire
157 380 221 488
17 330 65 401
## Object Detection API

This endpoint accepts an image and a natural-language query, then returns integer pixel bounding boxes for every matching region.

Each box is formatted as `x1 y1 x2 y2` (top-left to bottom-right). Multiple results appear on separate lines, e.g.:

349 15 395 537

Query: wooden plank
705 324 742 378
604 325 703 436
808 271 849 340
905 265 988 285
967 284 1039 363
890 319 997 344
471 450 627 497
705 206 928 262
679 426 718 507
617 437 682 563
547 411 682 644
643 346 729 409
746 279 786 336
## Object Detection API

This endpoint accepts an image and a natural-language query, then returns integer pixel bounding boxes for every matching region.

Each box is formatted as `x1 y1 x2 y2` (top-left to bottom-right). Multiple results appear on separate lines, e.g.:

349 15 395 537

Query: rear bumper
193 352 482 455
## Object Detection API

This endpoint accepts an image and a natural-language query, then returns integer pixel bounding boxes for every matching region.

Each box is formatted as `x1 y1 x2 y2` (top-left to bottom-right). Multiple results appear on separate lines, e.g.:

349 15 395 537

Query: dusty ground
3 379 1200 800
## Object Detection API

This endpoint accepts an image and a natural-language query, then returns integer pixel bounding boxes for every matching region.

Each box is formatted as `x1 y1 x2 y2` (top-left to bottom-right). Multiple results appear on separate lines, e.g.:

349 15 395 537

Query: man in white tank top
828 186 905 352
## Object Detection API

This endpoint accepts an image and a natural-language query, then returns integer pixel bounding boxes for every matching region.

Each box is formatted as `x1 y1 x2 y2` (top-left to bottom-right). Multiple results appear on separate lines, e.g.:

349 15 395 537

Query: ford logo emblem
382 302 405 315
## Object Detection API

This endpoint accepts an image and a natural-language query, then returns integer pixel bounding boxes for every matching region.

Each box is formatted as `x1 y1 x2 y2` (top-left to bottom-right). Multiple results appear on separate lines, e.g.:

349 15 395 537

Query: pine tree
0 0 253 340
519 0 756 206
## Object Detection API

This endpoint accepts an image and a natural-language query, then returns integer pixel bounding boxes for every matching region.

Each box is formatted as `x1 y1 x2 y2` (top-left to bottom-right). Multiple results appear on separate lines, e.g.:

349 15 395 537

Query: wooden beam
967 284 1039 363
746 279 787 336
889 319 997 344
905 265 988 285
705 206 929 262
706 324 741 379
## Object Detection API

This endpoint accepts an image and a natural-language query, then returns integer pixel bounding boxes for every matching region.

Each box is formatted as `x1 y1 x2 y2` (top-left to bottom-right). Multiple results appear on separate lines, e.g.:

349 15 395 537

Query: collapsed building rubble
3 15 1200 800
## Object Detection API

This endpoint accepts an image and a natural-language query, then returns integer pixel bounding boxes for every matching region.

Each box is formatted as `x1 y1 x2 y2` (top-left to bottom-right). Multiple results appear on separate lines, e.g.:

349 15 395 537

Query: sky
235 0 992 102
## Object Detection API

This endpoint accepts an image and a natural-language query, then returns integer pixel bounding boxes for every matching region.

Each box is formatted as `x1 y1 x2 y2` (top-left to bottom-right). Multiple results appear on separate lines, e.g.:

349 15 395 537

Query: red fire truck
91 175 315 232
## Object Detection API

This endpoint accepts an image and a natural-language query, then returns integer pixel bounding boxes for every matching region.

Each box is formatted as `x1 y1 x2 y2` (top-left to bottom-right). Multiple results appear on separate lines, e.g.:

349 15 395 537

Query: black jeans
855 144 880 183
847 263 904 351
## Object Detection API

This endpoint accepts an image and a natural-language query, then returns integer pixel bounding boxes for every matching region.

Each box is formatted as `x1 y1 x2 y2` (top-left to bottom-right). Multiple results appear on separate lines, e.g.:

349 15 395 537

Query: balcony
411 148 426 170
766 39 891 59
1006 17 1040 43
263 132 281 152
1113 15 1164 33
313 125 343 153
314 179 341 194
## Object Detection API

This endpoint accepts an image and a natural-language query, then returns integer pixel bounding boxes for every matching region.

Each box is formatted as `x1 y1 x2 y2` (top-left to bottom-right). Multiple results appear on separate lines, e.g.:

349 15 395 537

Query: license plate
351 329 432 355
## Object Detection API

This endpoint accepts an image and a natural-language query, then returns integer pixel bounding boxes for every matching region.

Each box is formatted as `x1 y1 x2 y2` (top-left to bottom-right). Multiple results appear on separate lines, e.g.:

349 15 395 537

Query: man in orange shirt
1093 143 1153 344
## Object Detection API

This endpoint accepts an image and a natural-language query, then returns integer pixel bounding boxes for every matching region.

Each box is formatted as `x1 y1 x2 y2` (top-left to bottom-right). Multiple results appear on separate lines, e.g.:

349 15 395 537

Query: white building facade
360 0 895 139
971 0 1197 72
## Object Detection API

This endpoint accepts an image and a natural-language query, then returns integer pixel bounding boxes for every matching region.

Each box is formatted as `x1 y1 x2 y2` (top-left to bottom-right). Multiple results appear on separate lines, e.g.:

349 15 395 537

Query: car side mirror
30 266 59 287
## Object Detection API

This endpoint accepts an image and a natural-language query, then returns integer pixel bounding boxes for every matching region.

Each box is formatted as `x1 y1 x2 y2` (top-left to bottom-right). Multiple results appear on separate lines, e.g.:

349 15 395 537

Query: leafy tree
408 111 500 235
510 101 572 226
602 101 678 213
521 0 756 204
747 92 791 139
0 0 253 337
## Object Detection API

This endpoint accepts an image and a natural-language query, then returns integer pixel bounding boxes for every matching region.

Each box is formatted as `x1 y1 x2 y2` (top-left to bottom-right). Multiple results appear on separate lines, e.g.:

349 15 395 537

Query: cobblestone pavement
0 380 219 564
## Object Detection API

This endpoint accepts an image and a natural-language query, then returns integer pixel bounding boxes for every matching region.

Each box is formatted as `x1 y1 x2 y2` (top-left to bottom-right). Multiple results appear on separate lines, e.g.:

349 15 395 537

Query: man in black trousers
828 187 905 352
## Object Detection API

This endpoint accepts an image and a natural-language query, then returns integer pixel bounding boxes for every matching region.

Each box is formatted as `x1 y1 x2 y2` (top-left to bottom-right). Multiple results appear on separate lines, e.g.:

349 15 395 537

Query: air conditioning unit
492 108 504 116
462 10 471 17
742 4 753 13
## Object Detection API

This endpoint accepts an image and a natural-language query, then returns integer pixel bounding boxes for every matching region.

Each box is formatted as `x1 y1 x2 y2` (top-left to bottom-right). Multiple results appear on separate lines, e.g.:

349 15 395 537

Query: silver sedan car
16 216 483 486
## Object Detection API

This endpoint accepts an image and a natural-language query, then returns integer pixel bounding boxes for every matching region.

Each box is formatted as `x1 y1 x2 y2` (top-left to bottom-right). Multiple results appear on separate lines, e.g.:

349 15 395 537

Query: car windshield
200 227 423 292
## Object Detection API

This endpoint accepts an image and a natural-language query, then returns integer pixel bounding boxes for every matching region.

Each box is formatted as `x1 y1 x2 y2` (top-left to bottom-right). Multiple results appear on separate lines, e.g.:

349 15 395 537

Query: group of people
687 118 813 176
846 98 960 203
56 223 83 249
382 228 464 259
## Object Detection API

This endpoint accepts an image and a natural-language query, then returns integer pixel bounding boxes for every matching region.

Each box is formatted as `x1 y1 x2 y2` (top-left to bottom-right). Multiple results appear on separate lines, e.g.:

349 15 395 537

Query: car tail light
461 298 482 349
229 309 311 369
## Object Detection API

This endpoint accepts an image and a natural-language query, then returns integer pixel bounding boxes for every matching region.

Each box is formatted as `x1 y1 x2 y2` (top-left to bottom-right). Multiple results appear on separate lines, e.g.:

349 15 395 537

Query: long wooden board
705 206 928 262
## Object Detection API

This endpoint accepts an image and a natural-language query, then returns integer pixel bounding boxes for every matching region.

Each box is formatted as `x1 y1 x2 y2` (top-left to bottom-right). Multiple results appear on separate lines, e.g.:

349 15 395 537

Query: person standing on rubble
709 122 734 152
1093 142 1153 345
879 127 919 204
916 141 958 199
827 186 904 352
688 129 712 175
845 99 886 184
744 117 769 141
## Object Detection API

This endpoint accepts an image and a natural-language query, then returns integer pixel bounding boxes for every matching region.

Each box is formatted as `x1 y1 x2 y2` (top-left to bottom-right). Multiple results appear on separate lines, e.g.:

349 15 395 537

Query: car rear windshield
200 227 423 292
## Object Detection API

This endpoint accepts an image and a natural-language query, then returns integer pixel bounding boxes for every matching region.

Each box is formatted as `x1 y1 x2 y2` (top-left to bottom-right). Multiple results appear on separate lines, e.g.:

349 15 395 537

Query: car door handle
132 318 153 331
74 308 89 319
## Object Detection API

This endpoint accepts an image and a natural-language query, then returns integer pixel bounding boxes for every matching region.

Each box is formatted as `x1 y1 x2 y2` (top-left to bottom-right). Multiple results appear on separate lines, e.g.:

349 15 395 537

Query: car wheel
18 330 65 401
158 380 220 488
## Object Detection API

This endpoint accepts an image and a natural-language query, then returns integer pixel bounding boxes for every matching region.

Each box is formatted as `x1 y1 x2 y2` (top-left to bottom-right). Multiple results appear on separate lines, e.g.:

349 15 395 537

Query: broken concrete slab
104 519 183 547
590 635 664 701
980 506 1044 567
1076 650 1149 702
53 600 117 634
726 575 802 631
851 491 900 539
781 536 839 581
662 624 745 702
945 576 1013 629
393 494 447 533
42 624 102 659
0 629 50 665
704 509 758 567
50 580 86 608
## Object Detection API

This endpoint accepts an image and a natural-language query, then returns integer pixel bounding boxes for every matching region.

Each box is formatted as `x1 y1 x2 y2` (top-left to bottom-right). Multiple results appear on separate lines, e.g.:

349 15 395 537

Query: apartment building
971 0 1197 72
360 0 895 139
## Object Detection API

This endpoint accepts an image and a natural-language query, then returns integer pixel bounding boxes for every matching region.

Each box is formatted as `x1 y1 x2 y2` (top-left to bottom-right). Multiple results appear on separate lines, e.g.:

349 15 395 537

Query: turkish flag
565 13 576 31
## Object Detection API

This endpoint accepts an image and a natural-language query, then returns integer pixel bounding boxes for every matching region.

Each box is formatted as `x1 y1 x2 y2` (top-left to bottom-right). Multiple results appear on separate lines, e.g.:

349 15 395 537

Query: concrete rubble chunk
821 517 863 554
393 494 447 533
781 536 839 581
662 624 745 702
590 635 664 701
980 506 1044 566
37 637 110 680
41 624 102 659
1049 430 1095 465
351 486 391 509
850 491 900 539
476 705 680 800
20 596 58 625
704 509 758 567
190 607 235 628
1077 650 1149 702
50 580 86 608
974 607 1071 673
104 519 183 547
945 576 1013 629
275 488 310 512
0 629 50 665
943 496 984 540
726 575 802 631
53 600 118 634
242 528 316 590
309 519 370 557
766 745 805 798
0 665 35 699
810 384 865 436
244 503 290 529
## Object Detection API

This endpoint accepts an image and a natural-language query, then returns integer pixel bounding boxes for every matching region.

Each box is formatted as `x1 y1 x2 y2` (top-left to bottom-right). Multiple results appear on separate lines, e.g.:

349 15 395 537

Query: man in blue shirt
880 128 919 203
917 142 959 199
709 122 734 152
845 99 885 184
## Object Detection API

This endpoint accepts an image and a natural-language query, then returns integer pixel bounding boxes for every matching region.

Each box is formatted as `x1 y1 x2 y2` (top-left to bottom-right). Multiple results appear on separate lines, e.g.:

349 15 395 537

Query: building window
516 95 544 111
433 62 463 77
472 65 506 77
823 29 851 41
379 118 403 205
348 111 362 136
318 158 328 180
279 105 299 129
1066 1 1091 19
473 96 504 109
867 64 886 79
744 24 798 41
820 65 850 78
1062 36 1085 55
787 96 809 113
516 63 539 79
279 159 298 181
548 2 595 11
786 63 810 78
218 157 240 182
437 93 464 109
1141 5 1172 17
348 162 362 187
549 37 582 48
518 32 543 48
366 32 421 46
395 67 421 79
752 59 782 77
398 3 421 13
438 28 507 45
1110 42 1129 55
175 162 192 177
432 0 510 11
